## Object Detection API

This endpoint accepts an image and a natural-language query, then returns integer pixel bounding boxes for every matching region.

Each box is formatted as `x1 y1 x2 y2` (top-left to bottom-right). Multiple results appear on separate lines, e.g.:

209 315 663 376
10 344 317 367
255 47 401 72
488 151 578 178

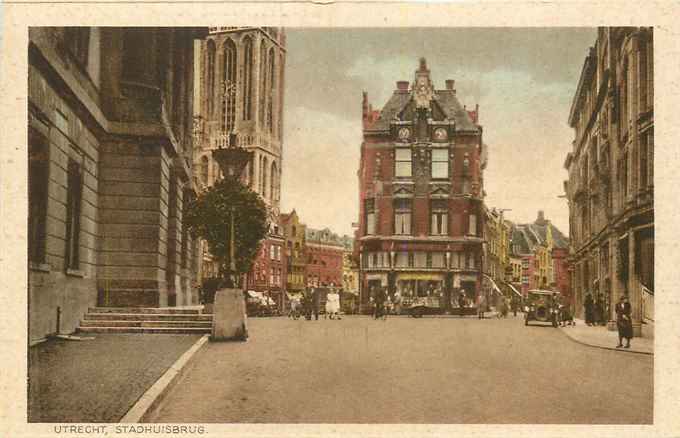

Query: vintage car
524 289 560 327
404 296 443 317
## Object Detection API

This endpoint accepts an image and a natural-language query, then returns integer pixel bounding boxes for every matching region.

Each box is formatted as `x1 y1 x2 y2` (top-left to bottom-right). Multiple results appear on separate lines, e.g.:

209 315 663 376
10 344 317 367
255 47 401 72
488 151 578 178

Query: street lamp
212 132 252 288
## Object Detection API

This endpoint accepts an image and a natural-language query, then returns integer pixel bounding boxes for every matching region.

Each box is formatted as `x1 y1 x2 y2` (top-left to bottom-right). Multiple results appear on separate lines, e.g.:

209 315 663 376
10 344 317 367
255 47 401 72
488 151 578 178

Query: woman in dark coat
584 293 595 326
615 295 633 348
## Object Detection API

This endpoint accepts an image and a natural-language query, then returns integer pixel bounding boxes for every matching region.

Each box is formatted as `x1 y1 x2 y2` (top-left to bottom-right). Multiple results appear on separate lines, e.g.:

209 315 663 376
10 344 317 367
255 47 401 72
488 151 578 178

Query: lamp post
212 131 252 289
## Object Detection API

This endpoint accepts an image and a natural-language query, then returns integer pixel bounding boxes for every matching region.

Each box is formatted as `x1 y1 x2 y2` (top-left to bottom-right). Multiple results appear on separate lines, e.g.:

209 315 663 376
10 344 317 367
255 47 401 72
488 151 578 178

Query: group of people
288 287 342 321
369 286 402 319
583 293 608 326
585 292 633 348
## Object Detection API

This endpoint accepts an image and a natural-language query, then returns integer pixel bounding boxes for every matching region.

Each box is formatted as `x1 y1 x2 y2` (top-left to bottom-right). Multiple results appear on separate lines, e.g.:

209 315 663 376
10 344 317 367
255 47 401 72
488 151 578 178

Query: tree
185 177 268 287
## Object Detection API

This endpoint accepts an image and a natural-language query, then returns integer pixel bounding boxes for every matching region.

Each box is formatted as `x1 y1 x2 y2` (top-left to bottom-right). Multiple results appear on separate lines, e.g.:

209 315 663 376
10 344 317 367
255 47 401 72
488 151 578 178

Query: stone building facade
564 27 654 336
193 27 287 307
281 210 307 294
28 27 203 343
357 58 486 311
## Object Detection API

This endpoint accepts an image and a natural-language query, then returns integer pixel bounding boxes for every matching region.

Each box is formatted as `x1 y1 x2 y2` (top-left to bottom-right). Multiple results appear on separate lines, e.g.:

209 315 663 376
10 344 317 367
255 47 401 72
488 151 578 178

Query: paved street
149 315 652 424
28 334 200 422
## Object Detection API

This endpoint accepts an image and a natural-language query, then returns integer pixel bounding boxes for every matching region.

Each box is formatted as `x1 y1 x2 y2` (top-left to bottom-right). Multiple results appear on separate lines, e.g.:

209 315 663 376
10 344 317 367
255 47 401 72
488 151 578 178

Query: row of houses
483 209 571 304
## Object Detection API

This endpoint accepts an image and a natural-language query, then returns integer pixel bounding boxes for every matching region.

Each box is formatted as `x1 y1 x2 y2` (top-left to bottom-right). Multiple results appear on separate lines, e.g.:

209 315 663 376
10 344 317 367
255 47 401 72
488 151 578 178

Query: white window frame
395 148 412 178
431 149 449 179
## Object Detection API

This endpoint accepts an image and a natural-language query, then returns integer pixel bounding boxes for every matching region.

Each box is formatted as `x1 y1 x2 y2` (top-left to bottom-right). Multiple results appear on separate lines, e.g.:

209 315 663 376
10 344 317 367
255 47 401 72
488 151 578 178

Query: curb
119 334 210 423
558 327 653 356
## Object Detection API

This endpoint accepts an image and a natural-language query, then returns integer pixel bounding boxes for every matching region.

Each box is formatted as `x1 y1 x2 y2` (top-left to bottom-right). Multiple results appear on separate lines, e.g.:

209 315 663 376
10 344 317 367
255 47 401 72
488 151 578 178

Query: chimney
475 104 479 123
362 91 368 122
396 81 409 92
536 210 546 225
445 79 455 90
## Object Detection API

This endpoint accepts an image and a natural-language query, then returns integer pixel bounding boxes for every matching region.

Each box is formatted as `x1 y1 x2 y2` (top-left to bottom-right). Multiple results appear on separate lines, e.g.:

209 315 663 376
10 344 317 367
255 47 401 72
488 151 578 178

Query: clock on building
398 127 411 141
433 127 448 141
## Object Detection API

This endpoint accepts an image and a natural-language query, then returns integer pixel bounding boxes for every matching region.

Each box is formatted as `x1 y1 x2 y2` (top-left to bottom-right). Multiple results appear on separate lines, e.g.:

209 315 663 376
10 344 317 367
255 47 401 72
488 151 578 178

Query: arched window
206 40 216 117
259 41 267 125
270 161 278 202
261 156 268 199
266 47 275 133
222 39 237 133
248 159 255 189
201 156 209 184
242 36 253 121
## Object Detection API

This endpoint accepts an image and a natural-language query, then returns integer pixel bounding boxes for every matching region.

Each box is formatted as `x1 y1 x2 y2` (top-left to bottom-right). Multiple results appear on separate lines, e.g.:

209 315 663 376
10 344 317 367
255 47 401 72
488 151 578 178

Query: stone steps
77 307 213 334
83 313 213 321
80 320 212 328
77 326 211 334
87 307 201 315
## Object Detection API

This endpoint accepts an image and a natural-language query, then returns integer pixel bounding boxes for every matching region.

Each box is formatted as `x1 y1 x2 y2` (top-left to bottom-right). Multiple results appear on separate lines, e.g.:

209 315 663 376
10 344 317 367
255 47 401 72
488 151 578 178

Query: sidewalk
28 333 202 422
559 319 653 355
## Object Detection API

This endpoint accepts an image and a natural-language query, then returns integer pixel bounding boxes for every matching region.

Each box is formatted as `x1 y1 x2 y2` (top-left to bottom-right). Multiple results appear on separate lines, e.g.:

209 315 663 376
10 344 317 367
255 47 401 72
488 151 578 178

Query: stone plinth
211 289 248 341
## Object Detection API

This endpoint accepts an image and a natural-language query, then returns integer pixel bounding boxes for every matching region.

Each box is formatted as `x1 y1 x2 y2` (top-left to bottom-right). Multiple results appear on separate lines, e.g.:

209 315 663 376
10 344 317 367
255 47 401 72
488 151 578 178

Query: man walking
312 287 321 321
458 291 467 317
476 292 485 319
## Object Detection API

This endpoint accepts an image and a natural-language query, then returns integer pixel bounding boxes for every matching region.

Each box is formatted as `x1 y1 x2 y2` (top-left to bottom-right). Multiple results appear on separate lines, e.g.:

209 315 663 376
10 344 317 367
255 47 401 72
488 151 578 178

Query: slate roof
305 227 345 247
509 222 569 256
364 89 479 134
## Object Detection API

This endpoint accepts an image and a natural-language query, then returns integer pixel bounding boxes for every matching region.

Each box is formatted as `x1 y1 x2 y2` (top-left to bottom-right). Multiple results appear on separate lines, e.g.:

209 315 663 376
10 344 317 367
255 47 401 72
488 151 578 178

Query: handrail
641 283 654 322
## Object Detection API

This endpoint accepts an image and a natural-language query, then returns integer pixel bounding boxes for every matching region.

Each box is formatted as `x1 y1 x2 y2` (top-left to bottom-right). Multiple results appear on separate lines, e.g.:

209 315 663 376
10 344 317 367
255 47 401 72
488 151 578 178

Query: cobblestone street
28 334 200 422
149 316 653 424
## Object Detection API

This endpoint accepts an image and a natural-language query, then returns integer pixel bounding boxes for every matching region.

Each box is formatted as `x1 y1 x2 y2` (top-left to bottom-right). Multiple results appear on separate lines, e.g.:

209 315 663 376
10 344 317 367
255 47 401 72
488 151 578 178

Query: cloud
282 28 597 235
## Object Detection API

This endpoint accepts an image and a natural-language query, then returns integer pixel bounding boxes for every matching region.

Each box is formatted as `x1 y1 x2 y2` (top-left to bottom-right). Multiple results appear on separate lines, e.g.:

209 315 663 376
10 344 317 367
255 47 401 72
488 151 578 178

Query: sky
280 28 597 236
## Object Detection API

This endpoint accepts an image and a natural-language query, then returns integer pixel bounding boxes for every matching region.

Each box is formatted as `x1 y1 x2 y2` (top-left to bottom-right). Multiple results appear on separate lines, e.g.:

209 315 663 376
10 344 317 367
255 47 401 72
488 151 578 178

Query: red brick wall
305 244 343 287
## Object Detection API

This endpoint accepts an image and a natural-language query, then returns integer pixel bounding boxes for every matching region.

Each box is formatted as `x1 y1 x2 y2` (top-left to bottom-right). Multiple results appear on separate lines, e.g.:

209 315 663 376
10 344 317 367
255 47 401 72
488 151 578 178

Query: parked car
524 289 560 327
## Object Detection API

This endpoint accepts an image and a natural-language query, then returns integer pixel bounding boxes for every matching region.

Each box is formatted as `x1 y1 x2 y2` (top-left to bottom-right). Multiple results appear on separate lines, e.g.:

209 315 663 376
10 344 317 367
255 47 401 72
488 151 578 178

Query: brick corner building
357 58 486 312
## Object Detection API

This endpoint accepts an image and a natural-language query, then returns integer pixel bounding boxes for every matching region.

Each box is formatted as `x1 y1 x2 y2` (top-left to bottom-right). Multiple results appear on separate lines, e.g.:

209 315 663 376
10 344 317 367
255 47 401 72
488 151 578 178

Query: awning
506 282 522 297
397 273 444 281
246 290 260 298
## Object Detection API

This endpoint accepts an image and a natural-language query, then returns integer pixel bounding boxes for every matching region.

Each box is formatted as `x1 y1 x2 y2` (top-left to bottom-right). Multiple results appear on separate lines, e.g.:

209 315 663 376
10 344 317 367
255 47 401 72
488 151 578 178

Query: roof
305 227 345 247
365 89 479 134
509 220 569 255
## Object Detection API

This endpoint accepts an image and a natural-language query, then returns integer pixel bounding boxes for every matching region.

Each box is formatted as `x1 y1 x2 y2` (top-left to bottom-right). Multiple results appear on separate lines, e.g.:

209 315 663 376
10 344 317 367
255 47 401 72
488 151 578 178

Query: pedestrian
458 291 467 317
326 289 340 320
499 296 509 318
312 287 320 320
511 296 519 317
476 293 486 319
303 289 313 320
393 289 402 315
288 295 300 320
584 293 595 326
594 294 604 326
615 295 633 348
374 287 386 320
